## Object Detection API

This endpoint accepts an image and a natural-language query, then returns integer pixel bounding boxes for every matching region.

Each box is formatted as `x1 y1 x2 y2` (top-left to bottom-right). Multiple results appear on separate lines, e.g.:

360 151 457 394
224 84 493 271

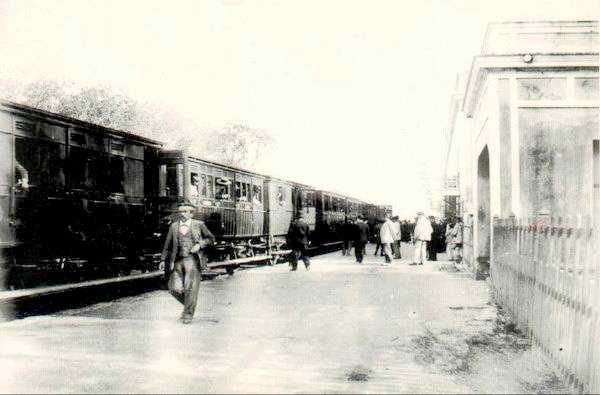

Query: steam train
0 101 392 290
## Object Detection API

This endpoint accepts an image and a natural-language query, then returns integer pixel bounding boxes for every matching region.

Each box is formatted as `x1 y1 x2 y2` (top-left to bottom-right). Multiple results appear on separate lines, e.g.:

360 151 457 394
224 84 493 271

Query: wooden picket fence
491 216 600 393
463 219 474 269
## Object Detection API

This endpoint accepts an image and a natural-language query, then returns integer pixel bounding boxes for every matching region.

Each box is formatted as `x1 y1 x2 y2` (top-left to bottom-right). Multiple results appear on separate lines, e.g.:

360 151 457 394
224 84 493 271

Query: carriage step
207 255 272 269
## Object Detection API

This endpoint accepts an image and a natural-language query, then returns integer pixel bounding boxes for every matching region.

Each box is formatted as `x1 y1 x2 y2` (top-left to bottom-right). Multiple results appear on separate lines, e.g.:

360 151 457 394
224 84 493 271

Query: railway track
0 242 343 321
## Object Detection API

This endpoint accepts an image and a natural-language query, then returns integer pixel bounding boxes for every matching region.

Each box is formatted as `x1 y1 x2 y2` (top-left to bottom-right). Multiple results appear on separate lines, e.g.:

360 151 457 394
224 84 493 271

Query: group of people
343 212 465 266
160 202 465 325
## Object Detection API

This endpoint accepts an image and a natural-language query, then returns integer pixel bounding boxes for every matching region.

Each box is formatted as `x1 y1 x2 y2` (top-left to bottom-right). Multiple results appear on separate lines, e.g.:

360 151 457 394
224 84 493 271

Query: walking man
380 213 395 264
373 219 384 256
287 212 311 271
354 215 369 263
412 211 433 265
160 203 215 324
341 217 354 256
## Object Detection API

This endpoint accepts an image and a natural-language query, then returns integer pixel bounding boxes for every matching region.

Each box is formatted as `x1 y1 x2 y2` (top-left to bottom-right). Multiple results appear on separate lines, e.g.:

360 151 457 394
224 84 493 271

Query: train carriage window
164 164 180 197
69 147 88 190
109 156 125 193
277 186 284 205
39 141 66 191
88 152 110 194
215 177 231 200
206 175 214 199
241 182 250 202
252 185 262 204
189 172 200 199
306 191 315 207
235 181 242 200
200 174 207 196
14 137 64 192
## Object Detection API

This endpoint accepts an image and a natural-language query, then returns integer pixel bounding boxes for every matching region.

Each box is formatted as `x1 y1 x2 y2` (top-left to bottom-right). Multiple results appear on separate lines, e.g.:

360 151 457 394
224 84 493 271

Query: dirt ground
0 244 573 393
400 273 572 394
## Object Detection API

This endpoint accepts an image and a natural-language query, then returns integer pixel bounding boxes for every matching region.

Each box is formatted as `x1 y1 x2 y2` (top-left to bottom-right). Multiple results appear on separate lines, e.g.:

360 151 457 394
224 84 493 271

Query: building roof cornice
462 52 599 117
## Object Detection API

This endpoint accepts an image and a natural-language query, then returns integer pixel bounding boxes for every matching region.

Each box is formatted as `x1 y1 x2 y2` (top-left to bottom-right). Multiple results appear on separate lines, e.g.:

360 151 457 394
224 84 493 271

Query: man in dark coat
341 218 354 256
353 215 370 263
287 212 311 271
373 219 384 256
427 216 438 261
160 203 215 324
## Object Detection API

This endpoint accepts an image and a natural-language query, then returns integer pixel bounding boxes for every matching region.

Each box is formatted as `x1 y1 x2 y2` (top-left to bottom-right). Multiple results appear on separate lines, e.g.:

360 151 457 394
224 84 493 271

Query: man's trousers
382 243 393 262
342 240 352 256
291 245 310 270
413 240 428 264
168 255 201 319
392 240 401 259
354 242 366 263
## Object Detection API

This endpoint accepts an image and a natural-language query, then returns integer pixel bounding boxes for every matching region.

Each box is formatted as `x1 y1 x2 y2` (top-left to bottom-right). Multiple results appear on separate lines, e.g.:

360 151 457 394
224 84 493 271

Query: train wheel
226 267 235 276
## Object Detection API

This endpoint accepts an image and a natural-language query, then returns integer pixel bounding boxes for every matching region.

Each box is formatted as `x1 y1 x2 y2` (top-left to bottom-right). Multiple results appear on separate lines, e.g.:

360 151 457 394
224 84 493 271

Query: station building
444 20 599 274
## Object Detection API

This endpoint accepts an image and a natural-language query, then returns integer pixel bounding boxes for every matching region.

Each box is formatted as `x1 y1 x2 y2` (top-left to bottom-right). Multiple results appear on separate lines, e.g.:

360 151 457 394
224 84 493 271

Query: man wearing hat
353 215 370 263
286 211 311 271
160 203 215 324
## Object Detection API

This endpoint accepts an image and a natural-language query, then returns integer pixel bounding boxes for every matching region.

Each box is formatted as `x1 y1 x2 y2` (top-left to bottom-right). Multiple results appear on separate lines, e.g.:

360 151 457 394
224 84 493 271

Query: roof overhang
462 52 599 117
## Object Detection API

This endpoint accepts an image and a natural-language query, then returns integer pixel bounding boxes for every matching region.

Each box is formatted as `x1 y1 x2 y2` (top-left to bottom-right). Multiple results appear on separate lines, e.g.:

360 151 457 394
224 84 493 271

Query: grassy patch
347 365 372 382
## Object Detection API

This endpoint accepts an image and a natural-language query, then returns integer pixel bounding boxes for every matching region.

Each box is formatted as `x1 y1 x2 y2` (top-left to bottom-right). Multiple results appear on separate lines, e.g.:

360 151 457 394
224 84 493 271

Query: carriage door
157 151 185 220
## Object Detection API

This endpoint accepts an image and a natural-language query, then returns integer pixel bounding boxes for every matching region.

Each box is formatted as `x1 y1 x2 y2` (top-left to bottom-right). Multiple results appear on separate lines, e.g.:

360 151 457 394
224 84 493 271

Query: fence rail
492 216 600 393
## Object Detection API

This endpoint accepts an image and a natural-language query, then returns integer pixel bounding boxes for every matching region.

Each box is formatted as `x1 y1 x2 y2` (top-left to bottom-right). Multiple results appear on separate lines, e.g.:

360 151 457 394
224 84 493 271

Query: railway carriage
0 101 162 289
157 150 268 259
314 190 347 244
0 101 392 290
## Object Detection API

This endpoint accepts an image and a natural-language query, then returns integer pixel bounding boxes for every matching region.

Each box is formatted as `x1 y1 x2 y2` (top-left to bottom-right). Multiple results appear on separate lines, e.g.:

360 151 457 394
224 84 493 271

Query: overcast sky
1 0 598 217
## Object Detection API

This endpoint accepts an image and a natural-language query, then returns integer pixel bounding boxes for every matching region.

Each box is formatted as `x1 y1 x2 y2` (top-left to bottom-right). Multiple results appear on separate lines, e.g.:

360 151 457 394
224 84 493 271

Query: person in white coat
412 212 433 265
379 213 395 264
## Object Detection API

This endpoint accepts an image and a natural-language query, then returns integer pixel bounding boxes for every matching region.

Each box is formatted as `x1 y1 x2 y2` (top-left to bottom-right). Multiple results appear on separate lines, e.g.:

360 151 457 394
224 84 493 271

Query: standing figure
412 211 433 265
427 216 438 261
379 213 395 264
445 218 455 260
391 216 402 259
161 204 215 324
341 218 354 256
373 220 384 256
451 218 464 263
353 215 369 263
287 212 311 271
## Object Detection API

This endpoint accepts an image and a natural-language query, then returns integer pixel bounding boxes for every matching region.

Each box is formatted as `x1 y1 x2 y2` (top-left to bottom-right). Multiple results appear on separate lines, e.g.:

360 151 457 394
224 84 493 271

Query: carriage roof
1 101 164 148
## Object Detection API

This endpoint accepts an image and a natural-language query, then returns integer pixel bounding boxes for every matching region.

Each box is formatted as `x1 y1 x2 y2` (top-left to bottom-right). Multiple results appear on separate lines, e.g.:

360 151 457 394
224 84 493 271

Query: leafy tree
0 79 274 170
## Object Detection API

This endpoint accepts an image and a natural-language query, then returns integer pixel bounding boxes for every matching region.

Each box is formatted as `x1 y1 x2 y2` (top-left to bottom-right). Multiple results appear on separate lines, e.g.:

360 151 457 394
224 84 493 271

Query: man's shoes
305 264 310 271
409 262 417 266
181 316 193 324
418 262 423 266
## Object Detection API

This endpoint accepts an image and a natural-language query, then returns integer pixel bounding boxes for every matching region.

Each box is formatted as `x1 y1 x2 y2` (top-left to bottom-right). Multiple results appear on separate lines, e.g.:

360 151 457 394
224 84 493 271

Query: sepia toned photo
0 1 598 393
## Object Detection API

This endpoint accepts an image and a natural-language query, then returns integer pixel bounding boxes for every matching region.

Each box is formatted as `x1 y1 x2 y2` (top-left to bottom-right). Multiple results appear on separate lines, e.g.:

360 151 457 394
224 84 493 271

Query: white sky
1 0 598 218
